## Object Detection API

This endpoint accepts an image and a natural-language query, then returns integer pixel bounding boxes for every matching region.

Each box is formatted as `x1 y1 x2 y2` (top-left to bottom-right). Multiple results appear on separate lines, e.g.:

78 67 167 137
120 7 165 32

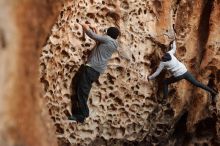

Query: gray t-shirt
85 30 118 73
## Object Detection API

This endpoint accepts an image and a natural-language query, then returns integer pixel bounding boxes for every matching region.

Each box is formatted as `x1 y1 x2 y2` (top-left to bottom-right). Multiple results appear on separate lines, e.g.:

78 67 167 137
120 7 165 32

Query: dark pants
163 71 216 98
71 64 100 120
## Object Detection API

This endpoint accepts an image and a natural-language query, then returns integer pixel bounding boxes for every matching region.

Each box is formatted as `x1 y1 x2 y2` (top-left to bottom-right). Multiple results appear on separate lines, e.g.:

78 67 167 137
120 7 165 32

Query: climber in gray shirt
86 27 118 73
147 40 218 104
69 23 120 123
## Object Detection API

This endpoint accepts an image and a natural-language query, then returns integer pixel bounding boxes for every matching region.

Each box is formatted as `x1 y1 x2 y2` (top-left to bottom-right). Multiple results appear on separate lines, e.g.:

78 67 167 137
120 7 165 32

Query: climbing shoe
68 115 85 123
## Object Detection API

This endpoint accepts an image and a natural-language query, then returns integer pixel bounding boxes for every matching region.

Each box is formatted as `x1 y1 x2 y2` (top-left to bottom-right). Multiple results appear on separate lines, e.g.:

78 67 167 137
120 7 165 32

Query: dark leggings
71 65 100 120
163 71 216 98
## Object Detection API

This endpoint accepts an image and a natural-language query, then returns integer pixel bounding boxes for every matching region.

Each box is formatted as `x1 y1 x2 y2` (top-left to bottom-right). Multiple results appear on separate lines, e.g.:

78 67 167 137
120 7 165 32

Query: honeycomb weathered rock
40 0 220 145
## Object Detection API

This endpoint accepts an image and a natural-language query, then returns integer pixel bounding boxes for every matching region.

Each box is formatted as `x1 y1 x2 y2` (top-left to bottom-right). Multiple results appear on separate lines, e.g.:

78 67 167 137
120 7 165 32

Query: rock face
40 0 220 145
0 0 62 146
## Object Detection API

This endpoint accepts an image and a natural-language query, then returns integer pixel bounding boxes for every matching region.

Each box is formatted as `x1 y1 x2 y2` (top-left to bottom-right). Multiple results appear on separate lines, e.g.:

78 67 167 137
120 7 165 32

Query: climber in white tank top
148 40 218 103
148 40 187 79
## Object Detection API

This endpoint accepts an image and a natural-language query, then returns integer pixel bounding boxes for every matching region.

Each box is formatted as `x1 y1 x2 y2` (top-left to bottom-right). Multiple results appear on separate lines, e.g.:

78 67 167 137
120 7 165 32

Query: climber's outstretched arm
167 40 176 54
148 62 165 80
81 23 107 43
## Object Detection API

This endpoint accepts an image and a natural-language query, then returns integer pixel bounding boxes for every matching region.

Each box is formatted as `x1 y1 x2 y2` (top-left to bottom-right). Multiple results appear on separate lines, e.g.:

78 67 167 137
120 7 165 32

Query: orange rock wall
39 0 220 145
0 0 62 146
1 0 217 145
